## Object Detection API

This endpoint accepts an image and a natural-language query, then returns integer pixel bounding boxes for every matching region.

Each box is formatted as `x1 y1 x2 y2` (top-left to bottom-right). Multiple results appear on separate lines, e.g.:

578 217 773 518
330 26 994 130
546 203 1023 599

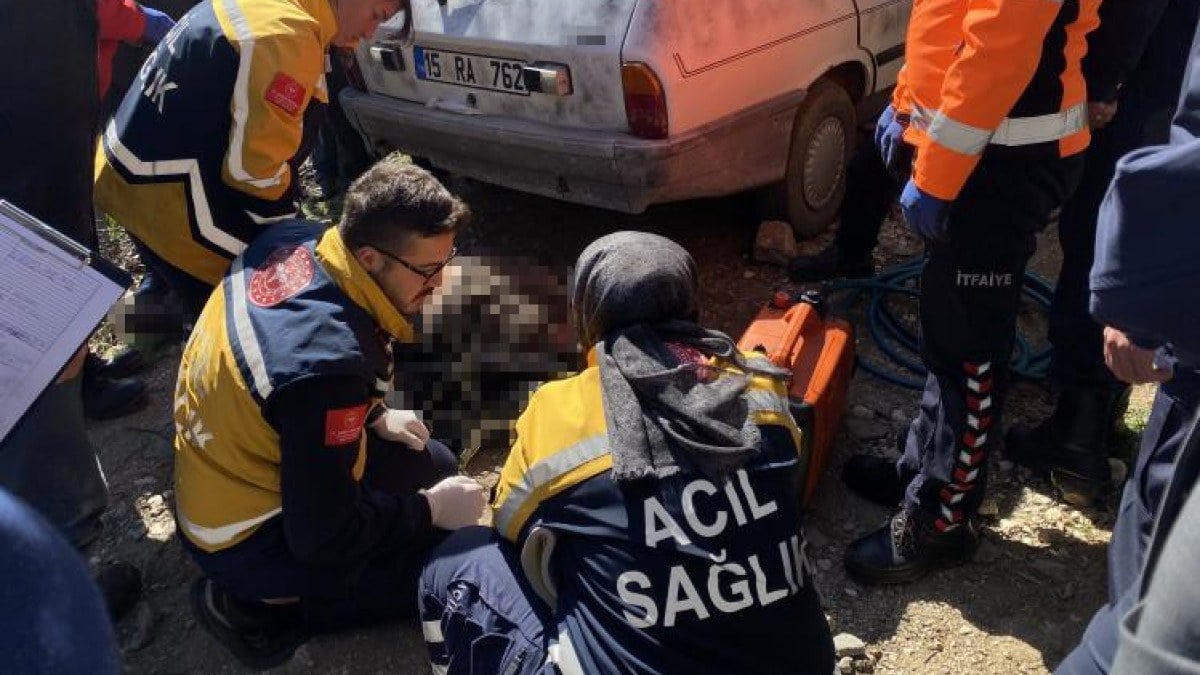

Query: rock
844 586 860 599
846 418 887 441
145 494 165 516
857 659 875 674
817 558 834 572
959 626 972 635
743 270 756 279
753 220 799 266
851 405 875 419
997 460 1015 474
1057 582 1076 600
834 632 867 658
121 603 155 653
838 656 854 674
977 496 1000 517
133 476 156 488
890 409 909 423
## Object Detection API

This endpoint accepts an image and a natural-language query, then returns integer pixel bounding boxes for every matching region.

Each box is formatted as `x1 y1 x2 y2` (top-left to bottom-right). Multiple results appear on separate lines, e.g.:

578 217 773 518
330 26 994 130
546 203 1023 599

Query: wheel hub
802 117 847 210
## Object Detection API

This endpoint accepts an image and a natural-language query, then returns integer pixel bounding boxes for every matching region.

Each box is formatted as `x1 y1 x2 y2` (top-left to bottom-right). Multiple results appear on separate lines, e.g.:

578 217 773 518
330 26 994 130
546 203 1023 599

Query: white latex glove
370 407 430 451
420 476 487 530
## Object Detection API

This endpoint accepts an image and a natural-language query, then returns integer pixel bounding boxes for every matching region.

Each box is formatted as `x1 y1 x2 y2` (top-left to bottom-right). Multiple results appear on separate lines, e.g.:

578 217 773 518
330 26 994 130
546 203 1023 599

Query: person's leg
847 153 1082 583
0 488 120 675
362 435 459 497
419 526 551 675
787 139 903 281
0 376 108 549
1109 400 1200 674
293 437 460 632
129 235 215 321
1009 92 1178 500
1056 371 1200 674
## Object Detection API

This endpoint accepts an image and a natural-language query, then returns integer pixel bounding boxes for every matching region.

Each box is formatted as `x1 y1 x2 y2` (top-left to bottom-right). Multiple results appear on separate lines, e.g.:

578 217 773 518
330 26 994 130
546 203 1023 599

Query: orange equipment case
737 291 855 506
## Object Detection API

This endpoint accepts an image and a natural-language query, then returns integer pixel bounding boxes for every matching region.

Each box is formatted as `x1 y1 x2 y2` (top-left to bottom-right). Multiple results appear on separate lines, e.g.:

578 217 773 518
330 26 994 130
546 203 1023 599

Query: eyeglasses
376 245 458 283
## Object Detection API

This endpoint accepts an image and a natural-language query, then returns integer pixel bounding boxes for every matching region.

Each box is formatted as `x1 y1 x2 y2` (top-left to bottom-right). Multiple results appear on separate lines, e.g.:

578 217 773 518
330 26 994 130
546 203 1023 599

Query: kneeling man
174 157 486 668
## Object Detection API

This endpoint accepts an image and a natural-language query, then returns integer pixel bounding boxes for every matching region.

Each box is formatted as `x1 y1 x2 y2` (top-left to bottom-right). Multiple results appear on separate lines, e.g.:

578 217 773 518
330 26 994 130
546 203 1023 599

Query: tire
759 78 856 240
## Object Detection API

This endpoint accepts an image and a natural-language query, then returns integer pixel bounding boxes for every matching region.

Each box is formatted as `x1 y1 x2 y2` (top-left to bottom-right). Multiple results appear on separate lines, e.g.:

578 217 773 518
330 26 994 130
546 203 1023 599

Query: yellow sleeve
491 391 538 543
219 13 327 214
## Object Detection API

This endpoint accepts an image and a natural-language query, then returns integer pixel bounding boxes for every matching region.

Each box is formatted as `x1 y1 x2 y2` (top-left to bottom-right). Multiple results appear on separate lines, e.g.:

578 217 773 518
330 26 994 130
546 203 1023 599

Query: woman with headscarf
418 232 835 674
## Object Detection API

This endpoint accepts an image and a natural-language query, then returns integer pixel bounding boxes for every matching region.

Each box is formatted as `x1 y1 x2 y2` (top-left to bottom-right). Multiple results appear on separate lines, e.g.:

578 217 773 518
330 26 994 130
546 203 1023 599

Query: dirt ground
87 176 1151 675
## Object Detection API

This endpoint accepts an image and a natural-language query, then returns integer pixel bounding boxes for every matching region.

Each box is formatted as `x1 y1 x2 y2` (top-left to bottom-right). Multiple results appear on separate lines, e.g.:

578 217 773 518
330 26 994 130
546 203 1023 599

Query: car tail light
621 62 668 140
339 47 369 92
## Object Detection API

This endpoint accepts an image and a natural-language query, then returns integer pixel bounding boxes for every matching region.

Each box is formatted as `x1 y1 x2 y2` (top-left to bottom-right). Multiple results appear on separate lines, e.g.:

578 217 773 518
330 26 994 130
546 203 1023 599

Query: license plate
413 46 529 96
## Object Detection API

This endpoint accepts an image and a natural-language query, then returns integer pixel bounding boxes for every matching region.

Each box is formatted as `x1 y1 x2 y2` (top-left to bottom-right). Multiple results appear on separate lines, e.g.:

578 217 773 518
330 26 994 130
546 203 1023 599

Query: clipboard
0 200 133 442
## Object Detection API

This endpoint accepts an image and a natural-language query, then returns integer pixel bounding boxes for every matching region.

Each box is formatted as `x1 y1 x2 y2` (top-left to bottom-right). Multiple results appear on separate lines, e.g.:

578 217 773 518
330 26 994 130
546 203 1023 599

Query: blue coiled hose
822 257 1056 390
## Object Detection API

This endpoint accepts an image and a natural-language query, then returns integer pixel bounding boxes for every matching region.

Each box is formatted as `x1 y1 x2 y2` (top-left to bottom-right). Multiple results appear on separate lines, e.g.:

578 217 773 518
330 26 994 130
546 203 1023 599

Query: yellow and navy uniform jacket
491 353 833 674
173 219 432 563
893 0 1101 200
95 0 335 286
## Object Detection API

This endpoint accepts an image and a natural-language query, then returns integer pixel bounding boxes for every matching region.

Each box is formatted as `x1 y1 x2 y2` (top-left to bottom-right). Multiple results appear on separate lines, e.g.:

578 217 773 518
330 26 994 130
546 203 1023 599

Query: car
341 0 911 237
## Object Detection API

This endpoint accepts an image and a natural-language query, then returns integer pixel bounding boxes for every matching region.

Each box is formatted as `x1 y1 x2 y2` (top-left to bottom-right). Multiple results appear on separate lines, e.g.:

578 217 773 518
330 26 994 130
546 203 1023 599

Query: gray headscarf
571 231 787 482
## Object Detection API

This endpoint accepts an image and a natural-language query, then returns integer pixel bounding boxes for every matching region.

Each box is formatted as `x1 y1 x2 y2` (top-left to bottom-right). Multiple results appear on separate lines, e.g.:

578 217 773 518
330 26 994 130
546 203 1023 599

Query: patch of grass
1113 383 1157 462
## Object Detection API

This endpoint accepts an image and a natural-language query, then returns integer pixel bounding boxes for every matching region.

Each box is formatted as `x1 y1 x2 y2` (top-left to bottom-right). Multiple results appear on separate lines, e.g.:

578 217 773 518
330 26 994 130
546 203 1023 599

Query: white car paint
343 0 911 214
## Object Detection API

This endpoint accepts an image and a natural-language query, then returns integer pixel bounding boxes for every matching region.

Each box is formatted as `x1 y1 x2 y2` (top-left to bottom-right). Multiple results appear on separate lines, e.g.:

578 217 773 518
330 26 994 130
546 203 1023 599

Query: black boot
845 509 979 585
190 578 308 670
82 353 148 420
1006 385 1131 506
842 454 908 508
787 244 874 282
89 346 146 381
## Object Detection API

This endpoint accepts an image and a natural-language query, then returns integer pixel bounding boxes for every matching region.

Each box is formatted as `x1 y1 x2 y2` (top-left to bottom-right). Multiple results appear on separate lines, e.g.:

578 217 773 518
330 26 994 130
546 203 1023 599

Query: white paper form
0 202 128 441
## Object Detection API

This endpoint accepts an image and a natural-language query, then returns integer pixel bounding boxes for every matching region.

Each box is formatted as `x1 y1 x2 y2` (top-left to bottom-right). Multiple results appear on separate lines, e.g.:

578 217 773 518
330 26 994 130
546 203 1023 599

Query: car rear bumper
341 88 806 213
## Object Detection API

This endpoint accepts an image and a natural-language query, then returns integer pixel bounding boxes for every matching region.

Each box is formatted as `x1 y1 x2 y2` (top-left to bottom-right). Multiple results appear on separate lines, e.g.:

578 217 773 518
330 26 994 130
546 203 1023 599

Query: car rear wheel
759 78 856 239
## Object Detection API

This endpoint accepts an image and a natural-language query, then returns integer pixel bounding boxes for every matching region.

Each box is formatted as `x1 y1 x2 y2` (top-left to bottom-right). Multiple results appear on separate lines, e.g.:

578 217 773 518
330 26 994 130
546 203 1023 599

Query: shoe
1006 385 1130 507
190 578 308 670
787 244 874 282
82 355 148 421
95 561 143 621
842 454 907 508
844 509 979 585
90 346 147 380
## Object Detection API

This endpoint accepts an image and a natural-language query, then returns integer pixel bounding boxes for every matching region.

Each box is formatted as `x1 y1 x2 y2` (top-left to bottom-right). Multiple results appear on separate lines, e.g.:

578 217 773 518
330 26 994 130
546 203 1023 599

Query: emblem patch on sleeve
248 245 315 307
265 72 306 115
325 405 367 446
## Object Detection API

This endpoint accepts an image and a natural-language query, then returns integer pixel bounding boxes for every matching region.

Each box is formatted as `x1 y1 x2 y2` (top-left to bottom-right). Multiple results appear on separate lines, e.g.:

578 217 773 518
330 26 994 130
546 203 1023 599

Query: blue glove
140 6 175 45
874 105 908 171
899 179 951 242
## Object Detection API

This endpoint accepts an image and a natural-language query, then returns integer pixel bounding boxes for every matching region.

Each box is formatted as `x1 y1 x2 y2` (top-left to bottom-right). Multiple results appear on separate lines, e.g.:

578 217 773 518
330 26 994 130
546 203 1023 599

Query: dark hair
338 153 469 252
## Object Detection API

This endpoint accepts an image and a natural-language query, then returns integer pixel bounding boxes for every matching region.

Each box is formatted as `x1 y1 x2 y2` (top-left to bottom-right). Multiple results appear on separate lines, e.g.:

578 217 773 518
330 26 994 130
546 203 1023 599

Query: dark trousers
1049 99 1177 388
0 488 120 674
185 439 458 634
833 138 906 257
130 236 216 320
899 153 1084 522
0 0 108 550
310 53 372 196
419 527 552 675
1057 369 1200 674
